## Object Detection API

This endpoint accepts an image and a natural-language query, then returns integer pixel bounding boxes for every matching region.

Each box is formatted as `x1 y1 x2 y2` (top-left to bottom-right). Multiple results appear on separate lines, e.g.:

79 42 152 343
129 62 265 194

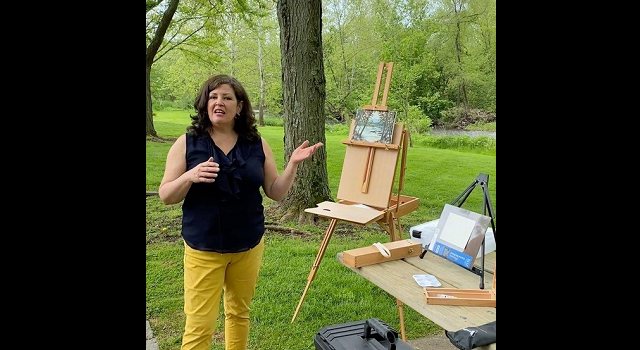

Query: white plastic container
409 219 495 256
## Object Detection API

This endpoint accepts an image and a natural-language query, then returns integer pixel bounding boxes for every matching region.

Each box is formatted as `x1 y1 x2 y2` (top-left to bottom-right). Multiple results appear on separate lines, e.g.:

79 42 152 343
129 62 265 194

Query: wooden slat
341 139 399 149
362 105 389 111
337 252 496 349
386 195 420 218
370 62 385 106
380 62 394 107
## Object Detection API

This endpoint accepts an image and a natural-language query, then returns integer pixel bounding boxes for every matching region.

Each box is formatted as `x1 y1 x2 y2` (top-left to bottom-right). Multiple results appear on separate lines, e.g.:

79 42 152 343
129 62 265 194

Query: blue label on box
432 242 473 269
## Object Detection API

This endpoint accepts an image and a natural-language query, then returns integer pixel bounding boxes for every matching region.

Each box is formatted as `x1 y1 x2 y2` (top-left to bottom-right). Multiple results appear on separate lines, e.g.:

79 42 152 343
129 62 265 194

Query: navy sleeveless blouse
182 133 265 253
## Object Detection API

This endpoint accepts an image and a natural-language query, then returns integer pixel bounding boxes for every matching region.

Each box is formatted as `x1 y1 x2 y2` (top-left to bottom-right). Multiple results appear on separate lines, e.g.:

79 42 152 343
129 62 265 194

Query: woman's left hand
290 140 323 164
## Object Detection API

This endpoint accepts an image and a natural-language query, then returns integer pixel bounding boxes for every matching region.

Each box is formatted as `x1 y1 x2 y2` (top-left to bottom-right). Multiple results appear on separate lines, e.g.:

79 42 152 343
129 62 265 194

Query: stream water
429 128 496 139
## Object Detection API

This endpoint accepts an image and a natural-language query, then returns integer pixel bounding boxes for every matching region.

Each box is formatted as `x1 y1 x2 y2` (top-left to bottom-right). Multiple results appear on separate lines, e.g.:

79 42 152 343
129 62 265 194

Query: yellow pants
181 237 265 350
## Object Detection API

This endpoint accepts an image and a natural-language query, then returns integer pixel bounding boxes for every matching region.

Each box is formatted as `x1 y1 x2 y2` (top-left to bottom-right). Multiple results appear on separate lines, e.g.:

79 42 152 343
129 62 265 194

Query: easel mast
364 62 394 111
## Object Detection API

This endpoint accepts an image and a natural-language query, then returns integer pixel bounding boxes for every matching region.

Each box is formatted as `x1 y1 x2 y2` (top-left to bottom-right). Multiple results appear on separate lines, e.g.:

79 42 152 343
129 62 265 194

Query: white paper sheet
438 212 476 248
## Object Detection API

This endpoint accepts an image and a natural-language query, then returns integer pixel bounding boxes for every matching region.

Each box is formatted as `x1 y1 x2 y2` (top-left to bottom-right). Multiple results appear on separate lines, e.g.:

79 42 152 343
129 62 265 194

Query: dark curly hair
187 74 260 142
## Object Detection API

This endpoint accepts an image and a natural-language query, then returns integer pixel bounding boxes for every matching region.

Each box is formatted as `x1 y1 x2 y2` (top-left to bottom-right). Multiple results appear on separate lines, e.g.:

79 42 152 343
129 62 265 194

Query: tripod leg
481 183 496 244
479 240 485 289
478 180 496 288
291 218 338 323
451 179 477 207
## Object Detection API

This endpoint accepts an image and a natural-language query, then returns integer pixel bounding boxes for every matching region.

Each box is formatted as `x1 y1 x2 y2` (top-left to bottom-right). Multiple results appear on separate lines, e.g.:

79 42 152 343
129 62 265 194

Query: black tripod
420 173 496 289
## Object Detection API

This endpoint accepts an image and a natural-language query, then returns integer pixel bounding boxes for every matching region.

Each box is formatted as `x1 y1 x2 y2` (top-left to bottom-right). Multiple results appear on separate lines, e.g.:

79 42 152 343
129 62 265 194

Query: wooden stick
361 148 371 189
380 62 394 107
396 129 408 214
361 147 375 193
370 62 385 107
388 211 397 241
397 299 407 342
398 130 408 193
292 219 338 323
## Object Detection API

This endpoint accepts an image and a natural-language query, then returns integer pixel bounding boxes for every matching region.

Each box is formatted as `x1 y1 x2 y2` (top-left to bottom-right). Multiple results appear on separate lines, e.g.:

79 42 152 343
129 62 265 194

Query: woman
159 74 322 350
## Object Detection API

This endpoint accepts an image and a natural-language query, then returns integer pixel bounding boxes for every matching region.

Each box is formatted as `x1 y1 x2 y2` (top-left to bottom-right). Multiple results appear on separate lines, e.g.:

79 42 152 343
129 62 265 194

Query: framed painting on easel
351 109 397 144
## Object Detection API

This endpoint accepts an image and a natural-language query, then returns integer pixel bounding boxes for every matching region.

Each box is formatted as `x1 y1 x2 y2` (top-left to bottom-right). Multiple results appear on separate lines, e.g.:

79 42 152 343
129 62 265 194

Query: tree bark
146 64 156 136
258 20 266 127
277 0 332 224
146 0 179 137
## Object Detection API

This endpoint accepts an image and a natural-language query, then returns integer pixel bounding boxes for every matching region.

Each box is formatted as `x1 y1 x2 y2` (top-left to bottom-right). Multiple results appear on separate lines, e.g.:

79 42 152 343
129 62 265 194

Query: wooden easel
291 62 419 340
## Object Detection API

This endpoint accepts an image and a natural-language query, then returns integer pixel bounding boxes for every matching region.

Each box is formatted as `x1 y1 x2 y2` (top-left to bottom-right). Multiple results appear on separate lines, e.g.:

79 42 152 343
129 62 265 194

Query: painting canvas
428 204 491 270
351 109 397 144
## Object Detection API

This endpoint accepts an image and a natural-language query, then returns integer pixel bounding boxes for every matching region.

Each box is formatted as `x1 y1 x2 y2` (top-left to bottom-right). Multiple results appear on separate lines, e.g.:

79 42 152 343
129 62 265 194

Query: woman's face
207 84 242 127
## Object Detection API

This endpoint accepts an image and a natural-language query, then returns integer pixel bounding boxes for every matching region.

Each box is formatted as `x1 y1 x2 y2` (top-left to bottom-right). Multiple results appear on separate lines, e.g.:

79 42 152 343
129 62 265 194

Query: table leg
390 213 407 340
291 218 338 323
396 299 407 341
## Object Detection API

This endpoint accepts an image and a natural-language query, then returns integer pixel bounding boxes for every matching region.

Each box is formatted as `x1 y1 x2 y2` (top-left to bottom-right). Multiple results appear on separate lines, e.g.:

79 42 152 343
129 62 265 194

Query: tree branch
146 0 179 66
153 22 206 64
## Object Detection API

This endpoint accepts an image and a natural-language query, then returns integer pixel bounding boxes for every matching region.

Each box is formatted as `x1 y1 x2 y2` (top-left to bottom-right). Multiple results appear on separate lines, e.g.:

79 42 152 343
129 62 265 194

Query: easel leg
396 299 407 341
388 212 399 241
291 218 338 323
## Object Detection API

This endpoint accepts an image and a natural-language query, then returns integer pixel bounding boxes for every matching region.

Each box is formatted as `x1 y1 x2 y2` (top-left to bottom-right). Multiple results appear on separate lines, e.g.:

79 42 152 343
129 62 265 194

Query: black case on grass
314 318 415 350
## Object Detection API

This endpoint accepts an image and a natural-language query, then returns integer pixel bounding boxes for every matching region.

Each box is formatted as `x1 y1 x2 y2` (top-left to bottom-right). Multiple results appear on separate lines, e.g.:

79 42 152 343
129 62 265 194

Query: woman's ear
237 101 243 114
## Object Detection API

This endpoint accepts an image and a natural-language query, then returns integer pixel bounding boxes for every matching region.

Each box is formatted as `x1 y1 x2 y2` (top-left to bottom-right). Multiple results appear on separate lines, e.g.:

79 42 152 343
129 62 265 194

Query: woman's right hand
190 157 219 183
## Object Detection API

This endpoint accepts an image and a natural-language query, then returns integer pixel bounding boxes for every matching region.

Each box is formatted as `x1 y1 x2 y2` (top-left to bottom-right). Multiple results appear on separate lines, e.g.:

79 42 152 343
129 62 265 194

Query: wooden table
337 250 496 349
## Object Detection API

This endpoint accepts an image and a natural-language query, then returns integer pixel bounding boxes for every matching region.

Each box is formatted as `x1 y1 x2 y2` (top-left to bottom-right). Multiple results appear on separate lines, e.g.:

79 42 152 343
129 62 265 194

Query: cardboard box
342 239 422 268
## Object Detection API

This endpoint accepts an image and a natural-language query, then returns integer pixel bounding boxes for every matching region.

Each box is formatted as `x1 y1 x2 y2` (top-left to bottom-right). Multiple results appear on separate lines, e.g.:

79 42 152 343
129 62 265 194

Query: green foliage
153 99 192 111
325 123 350 134
439 107 496 129
146 0 162 13
426 0 496 115
404 105 432 134
416 92 455 122
151 0 496 131
261 116 284 127
411 134 496 155
466 121 496 131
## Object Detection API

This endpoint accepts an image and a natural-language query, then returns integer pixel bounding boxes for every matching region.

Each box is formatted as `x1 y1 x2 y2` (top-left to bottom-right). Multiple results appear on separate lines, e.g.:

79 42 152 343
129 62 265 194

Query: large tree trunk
277 0 331 224
146 0 179 137
146 64 157 137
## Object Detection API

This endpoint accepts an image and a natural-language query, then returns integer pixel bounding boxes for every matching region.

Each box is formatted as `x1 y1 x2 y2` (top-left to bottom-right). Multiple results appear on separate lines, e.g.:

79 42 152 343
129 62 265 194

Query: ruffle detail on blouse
211 140 246 198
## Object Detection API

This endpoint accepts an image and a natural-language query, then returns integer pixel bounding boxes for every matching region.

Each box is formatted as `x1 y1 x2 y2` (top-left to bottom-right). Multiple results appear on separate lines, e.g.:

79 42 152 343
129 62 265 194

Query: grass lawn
146 110 496 350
